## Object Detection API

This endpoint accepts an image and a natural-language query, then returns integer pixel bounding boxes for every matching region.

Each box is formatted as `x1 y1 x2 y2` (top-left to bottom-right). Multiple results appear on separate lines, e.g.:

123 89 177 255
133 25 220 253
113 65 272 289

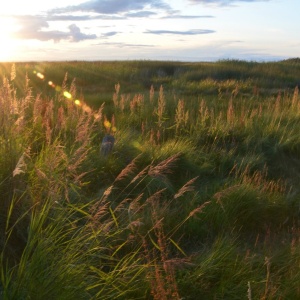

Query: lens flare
63 91 72 99
37 72 44 79
31 67 95 116
104 120 111 129
48 81 55 87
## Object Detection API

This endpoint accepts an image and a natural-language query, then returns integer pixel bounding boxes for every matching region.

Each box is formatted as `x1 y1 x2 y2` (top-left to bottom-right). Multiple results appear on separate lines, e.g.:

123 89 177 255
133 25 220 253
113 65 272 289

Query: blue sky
0 0 299 62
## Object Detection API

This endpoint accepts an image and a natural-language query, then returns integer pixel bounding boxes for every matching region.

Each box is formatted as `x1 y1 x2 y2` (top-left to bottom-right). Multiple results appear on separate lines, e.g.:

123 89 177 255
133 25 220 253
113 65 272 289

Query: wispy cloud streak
189 0 269 6
145 29 215 35
50 0 173 14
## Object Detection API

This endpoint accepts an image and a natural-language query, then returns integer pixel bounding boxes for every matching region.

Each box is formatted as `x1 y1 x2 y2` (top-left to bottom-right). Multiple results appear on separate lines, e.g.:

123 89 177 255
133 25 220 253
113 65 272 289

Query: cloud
68 24 97 42
145 29 215 35
48 14 126 21
125 11 157 18
100 42 155 48
188 0 269 5
50 0 172 14
100 31 120 38
12 16 97 42
161 14 214 19
48 9 212 21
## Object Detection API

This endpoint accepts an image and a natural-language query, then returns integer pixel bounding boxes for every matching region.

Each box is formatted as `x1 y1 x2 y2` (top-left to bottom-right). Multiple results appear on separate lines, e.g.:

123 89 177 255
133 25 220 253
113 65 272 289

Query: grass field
0 59 300 299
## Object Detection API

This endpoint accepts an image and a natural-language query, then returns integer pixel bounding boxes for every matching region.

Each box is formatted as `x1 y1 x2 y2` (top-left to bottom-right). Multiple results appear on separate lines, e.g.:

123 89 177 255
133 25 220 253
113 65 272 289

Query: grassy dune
0 60 300 299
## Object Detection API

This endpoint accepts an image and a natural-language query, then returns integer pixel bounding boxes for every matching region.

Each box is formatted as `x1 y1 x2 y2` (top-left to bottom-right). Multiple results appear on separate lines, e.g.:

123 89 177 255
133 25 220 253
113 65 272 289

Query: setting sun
0 17 17 61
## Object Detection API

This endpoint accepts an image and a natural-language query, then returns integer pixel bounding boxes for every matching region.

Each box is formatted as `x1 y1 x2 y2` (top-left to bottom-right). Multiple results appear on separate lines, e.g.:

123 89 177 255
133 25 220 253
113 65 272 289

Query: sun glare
0 17 17 61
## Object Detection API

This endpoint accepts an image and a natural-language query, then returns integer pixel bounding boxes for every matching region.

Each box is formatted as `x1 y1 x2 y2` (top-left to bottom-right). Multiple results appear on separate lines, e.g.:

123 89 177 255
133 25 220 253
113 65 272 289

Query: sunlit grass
0 60 300 299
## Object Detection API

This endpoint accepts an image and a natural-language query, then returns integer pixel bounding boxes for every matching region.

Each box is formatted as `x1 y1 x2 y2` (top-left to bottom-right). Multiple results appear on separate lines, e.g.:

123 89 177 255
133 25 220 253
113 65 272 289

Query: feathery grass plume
113 82 120 108
89 185 114 218
142 237 167 300
232 84 239 98
75 113 93 144
150 128 156 145
35 167 47 180
0 77 13 129
239 105 246 128
103 185 114 199
10 63 16 82
68 144 90 179
41 99 54 145
113 196 132 214
174 176 198 199
148 153 181 180
12 147 30 180
16 74 32 127
130 165 150 185
199 98 206 118
13 153 27 177
249 106 259 120
130 93 144 115
130 94 138 114
150 84 155 104
233 163 286 194
60 72 68 102
111 114 116 130
128 193 145 222
175 99 189 134
93 102 104 122
69 78 77 100
92 186 114 218
156 85 166 128
56 106 66 131
32 94 43 123
114 155 140 183
67 111 94 181
188 201 211 218
90 198 110 226
31 141 67 192
145 188 167 206
198 98 209 126
45 120 52 145
119 94 125 112
143 199 181 300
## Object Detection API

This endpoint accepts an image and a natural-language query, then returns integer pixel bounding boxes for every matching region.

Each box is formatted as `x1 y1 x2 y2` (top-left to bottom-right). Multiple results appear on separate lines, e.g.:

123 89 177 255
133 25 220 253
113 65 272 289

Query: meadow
0 59 300 299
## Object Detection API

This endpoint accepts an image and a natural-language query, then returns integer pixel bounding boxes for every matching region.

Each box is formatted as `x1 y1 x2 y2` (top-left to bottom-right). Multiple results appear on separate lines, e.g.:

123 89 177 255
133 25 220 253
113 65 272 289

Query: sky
0 0 299 62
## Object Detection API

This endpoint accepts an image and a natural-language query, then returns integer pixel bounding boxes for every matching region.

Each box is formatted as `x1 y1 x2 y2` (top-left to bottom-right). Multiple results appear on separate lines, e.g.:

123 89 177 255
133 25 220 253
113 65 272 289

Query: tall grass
0 61 300 299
